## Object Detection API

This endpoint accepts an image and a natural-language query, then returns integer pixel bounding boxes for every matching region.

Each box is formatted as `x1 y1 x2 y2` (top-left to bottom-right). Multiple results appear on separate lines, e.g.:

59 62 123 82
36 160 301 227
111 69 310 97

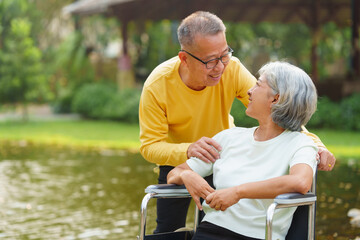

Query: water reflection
0 141 359 239
0 142 157 240
316 160 360 240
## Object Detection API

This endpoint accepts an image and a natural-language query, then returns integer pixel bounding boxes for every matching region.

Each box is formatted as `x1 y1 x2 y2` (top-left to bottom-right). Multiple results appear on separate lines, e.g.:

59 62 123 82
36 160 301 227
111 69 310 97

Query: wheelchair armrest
145 184 190 196
274 192 316 205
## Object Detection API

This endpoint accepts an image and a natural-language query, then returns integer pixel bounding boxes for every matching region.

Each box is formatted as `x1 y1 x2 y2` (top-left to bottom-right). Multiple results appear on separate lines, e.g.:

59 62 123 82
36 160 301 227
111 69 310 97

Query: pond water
0 141 359 240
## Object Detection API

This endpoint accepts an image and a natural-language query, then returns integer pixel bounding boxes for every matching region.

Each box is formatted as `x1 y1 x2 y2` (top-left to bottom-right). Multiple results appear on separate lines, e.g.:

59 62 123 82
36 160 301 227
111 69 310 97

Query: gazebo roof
63 0 354 27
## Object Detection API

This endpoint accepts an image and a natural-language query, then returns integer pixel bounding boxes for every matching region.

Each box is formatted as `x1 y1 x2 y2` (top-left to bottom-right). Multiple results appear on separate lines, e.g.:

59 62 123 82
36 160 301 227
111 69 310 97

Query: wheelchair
138 173 317 240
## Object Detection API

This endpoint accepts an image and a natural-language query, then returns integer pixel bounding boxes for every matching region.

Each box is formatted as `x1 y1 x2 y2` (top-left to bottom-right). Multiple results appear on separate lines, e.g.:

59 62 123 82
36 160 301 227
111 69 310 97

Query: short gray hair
259 61 317 131
177 11 226 49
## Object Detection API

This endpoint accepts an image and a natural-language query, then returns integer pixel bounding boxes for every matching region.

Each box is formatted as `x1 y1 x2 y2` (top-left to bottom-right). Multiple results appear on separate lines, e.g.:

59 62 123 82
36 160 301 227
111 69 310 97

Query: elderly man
139 11 335 234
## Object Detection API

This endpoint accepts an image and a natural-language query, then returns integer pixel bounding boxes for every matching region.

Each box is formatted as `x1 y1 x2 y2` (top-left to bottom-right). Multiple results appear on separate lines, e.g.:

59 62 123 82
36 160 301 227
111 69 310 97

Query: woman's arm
168 163 215 210
206 163 313 211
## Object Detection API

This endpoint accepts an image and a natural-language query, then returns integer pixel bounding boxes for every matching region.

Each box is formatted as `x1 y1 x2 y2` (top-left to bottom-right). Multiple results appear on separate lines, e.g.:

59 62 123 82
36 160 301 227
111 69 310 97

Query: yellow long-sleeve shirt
139 56 256 166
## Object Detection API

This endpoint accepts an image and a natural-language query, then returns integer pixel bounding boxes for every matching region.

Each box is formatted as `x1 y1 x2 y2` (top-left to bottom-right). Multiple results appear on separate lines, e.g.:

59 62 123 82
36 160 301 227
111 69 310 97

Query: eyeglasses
180 47 234 69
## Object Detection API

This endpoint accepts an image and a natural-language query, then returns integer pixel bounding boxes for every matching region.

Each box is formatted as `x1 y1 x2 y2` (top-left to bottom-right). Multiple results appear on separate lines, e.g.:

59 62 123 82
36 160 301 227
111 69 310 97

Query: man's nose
213 60 225 72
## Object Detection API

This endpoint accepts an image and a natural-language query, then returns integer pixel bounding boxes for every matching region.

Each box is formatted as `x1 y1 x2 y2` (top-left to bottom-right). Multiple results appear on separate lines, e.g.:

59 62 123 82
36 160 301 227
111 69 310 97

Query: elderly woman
167 61 318 240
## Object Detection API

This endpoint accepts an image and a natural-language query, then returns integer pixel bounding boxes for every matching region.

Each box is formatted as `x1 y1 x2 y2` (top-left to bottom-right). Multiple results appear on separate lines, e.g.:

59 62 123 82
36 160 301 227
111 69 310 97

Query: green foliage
307 94 360 131
72 83 115 118
340 94 360 131
101 88 141 123
72 83 141 123
230 99 258 127
0 17 49 104
132 20 180 82
50 32 97 113
52 88 76 114
0 0 51 122
307 97 342 129
317 22 352 79
54 32 95 89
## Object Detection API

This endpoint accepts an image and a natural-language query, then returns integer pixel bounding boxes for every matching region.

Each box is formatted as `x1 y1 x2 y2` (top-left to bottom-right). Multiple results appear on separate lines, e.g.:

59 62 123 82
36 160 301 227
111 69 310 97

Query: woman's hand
205 187 240 211
181 170 215 210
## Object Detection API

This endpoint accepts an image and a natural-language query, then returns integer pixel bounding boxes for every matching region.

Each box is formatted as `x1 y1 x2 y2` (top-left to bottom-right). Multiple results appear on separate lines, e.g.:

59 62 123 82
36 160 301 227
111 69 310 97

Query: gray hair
177 11 226 49
259 61 317 131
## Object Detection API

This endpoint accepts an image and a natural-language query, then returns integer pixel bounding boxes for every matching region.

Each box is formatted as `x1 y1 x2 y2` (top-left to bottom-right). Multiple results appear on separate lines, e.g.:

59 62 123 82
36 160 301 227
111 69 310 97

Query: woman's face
245 75 276 121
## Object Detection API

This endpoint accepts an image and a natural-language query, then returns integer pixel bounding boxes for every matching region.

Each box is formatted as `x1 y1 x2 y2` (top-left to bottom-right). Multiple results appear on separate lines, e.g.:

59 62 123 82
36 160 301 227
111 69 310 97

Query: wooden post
351 0 360 78
117 19 135 90
310 0 320 84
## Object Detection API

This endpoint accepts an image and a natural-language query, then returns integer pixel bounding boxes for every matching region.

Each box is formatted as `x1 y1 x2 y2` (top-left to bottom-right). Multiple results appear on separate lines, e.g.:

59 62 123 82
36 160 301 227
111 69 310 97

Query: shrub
307 93 360 131
52 88 74 113
71 83 141 123
102 88 141 123
340 93 360 131
72 83 115 118
307 96 342 129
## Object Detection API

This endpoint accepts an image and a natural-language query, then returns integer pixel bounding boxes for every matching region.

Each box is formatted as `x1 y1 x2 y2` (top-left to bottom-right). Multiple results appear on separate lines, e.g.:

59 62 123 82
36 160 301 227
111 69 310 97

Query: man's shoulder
144 56 180 88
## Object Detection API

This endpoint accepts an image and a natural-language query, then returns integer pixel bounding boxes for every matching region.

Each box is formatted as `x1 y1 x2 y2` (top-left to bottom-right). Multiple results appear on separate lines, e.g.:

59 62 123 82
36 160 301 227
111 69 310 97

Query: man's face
183 32 230 91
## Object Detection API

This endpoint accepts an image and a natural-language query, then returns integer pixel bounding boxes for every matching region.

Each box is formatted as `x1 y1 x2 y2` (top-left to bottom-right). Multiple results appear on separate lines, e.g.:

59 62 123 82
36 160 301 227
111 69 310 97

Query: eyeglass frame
179 47 234 69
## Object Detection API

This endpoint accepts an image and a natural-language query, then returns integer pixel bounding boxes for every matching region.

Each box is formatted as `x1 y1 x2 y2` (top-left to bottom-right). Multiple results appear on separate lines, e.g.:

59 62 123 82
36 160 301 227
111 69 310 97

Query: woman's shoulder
214 127 256 140
284 131 317 147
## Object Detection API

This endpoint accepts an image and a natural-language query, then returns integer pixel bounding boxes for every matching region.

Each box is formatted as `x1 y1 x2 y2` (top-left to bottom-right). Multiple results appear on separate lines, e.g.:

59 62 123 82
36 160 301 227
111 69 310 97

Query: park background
0 0 359 239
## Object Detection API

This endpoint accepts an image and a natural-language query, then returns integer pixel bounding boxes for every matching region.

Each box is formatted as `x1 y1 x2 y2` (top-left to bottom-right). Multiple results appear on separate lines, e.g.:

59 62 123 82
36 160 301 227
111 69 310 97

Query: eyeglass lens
206 50 232 69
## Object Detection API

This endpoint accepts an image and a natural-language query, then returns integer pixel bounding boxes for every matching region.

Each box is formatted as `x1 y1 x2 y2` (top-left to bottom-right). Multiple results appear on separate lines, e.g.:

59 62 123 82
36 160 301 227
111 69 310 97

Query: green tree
0 18 48 120
51 31 96 113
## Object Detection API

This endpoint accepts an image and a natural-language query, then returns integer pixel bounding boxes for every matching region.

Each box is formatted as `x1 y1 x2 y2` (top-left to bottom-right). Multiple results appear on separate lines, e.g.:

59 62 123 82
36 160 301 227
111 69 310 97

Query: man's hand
187 137 222 163
205 187 239 211
317 147 336 171
181 170 215 210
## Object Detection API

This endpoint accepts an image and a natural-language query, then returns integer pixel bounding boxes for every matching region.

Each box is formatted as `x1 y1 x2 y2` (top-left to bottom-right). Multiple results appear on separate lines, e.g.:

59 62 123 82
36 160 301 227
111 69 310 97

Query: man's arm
139 87 222 166
301 126 336 171
139 88 190 166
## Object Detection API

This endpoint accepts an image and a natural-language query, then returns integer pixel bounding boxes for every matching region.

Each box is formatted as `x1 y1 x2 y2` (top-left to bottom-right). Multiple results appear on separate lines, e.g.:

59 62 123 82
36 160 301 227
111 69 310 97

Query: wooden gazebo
63 0 360 95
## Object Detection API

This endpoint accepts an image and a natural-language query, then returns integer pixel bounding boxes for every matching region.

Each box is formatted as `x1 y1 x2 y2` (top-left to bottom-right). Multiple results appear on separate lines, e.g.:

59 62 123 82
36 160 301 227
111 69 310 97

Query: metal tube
138 193 154 240
194 205 200 232
266 203 277 240
308 203 315 240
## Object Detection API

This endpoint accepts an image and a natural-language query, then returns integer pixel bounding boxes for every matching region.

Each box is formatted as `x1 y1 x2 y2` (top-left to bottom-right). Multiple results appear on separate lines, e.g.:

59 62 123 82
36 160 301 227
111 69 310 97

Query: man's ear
178 51 188 65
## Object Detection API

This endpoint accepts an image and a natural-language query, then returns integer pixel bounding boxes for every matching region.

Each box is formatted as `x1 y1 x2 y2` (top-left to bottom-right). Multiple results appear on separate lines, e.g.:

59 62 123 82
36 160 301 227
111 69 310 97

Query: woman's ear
272 94 280 104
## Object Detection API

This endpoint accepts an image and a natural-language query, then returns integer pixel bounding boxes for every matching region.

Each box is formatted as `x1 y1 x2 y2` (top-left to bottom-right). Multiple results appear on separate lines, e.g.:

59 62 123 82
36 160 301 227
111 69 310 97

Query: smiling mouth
210 74 221 79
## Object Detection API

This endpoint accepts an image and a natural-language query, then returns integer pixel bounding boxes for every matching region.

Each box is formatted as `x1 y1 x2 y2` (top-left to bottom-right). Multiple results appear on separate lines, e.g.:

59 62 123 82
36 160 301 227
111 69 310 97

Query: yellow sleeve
233 58 257 108
301 126 326 149
139 86 189 166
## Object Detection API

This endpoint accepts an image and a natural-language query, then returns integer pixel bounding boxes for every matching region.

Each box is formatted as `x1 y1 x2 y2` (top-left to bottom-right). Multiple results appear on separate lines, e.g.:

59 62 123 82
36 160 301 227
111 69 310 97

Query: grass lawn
0 120 359 160
0 120 141 151
310 129 360 160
